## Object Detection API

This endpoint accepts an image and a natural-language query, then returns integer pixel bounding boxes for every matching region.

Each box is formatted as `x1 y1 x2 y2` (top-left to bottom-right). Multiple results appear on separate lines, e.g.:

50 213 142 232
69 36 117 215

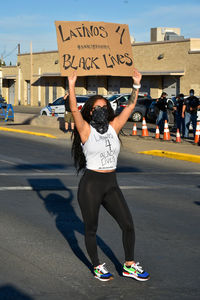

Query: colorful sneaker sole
122 271 150 282
94 275 114 281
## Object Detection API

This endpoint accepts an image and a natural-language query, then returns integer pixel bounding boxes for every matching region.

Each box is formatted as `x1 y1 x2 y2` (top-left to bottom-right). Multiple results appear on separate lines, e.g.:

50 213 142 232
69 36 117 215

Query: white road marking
0 160 50 173
0 187 33 191
0 185 198 191
0 172 75 176
0 159 18 166
0 172 199 176
0 186 77 191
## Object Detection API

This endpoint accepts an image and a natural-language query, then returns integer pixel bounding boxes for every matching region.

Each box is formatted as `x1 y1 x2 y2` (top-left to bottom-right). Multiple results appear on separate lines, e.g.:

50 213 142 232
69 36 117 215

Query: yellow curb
0 127 57 139
139 150 200 164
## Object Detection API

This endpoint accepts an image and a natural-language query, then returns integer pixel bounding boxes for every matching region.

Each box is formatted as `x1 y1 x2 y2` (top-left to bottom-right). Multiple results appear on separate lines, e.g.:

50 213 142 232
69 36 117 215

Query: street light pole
30 41 33 106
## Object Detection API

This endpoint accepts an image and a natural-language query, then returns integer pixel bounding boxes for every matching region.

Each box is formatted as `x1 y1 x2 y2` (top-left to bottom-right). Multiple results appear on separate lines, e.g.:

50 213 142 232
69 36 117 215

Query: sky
1 0 200 65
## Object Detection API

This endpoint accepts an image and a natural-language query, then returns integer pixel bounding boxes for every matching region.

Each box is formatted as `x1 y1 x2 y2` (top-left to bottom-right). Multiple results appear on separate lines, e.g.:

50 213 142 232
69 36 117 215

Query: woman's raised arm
68 72 90 143
110 69 142 134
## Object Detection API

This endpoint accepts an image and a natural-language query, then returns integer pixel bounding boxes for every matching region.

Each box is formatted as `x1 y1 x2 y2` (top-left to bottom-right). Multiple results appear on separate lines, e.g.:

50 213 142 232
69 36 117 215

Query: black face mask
90 106 109 134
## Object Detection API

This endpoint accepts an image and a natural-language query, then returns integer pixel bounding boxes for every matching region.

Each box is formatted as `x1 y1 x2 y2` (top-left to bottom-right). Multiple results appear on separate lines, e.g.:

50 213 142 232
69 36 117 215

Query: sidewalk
0 123 65 139
120 135 200 163
0 120 199 163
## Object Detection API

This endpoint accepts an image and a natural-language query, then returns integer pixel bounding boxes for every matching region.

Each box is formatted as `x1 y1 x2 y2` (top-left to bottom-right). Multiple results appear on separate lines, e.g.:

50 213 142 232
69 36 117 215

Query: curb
139 150 200 164
1 125 199 164
0 127 57 139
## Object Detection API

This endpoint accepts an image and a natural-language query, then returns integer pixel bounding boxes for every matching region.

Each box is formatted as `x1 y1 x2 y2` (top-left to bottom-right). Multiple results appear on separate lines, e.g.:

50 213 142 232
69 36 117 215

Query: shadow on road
194 201 200 206
6 115 38 125
28 178 122 275
16 163 67 171
0 284 33 300
0 163 72 173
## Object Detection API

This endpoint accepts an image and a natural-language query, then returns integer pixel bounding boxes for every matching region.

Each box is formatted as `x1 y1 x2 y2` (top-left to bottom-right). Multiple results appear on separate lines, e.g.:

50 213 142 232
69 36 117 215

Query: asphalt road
0 132 199 300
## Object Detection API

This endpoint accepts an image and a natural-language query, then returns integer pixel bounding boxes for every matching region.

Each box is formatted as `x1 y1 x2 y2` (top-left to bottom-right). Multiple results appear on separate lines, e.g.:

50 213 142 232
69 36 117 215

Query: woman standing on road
68 70 150 282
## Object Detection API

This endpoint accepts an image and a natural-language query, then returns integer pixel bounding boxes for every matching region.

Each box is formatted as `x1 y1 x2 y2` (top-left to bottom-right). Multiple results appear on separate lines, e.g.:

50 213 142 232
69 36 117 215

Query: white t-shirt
82 125 120 170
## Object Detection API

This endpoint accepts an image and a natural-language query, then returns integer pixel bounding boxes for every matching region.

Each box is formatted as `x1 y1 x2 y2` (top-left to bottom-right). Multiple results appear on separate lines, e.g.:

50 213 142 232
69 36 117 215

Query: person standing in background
64 92 75 133
156 92 168 134
182 89 200 139
173 93 185 137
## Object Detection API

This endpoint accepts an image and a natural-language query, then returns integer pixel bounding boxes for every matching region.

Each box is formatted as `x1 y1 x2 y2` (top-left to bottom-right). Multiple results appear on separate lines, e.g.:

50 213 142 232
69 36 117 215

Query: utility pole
0 55 3 66
0 68 2 96
30 41 33 106
17 43 21 105
0 53 4 95
18 44 20 55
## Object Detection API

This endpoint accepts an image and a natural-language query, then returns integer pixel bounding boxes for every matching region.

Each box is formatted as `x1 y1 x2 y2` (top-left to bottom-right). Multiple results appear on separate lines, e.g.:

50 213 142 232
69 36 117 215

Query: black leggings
78 169 135 267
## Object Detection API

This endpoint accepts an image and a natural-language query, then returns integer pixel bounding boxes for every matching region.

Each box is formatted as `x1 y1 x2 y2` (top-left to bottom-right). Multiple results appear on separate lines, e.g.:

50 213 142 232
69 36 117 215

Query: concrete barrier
12 113 64 129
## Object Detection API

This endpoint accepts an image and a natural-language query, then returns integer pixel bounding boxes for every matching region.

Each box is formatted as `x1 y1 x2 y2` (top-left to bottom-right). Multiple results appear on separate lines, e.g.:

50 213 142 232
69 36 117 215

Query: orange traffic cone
132 123 137 136
155 126 160 139
176 128 181 143
142 117 149 137
163 120 171 141
194 122 200 144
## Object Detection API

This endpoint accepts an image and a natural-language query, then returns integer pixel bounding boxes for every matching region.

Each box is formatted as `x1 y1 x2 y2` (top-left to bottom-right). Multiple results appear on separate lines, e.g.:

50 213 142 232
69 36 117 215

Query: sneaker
94 263 114 281
123 262 150 281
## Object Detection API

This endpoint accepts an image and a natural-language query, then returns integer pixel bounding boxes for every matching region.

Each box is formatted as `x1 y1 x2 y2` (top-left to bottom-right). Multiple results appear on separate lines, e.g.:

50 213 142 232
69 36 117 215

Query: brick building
1 28 200 106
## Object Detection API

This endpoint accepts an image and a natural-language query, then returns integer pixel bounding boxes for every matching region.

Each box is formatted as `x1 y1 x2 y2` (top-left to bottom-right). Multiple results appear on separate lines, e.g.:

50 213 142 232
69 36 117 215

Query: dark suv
114 93 153 122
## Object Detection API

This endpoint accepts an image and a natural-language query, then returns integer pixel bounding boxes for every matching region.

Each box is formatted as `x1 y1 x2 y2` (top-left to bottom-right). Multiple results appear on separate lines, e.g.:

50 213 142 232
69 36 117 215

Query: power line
2 45 18 59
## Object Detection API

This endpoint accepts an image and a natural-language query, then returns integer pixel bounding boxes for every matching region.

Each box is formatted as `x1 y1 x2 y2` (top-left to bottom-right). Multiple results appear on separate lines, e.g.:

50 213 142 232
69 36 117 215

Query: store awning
3 75 16 79
33 70 185 77
33 72 61 77
140 70 185 76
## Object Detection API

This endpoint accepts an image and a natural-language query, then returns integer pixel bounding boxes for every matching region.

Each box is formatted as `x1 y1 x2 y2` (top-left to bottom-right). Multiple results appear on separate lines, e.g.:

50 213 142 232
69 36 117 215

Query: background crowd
155 89 200 139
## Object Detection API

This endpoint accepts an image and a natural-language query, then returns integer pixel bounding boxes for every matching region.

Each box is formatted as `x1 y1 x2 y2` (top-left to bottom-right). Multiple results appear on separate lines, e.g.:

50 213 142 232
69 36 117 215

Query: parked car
0 96 7 108
105 94 123 112
40 95 90 117
106 93 153 122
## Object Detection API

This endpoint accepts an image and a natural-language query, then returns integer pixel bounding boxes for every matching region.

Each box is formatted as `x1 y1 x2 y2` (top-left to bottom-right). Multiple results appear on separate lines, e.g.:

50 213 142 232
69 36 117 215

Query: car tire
131 111 143 122
42 111 47 116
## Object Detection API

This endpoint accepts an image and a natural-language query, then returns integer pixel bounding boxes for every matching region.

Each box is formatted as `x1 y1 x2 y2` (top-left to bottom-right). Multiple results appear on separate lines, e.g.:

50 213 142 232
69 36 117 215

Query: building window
87 77 98 95
53 82 57 100
26 80 30 105
162 76 180 98
45 82 49 106
107 77 120 94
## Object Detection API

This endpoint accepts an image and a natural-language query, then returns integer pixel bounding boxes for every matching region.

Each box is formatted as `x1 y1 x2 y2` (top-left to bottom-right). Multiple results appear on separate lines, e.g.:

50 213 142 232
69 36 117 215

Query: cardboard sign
55 21 134 76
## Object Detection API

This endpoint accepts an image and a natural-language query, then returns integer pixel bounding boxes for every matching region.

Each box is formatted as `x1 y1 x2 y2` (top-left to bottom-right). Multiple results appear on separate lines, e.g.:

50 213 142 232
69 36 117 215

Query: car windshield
76 96 89 103
118 96 129 104
52 97 64 105
106 95 121 101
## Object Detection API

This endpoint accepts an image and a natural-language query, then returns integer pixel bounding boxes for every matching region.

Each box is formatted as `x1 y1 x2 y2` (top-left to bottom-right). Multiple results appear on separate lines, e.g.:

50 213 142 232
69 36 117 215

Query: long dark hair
71 95 115 174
